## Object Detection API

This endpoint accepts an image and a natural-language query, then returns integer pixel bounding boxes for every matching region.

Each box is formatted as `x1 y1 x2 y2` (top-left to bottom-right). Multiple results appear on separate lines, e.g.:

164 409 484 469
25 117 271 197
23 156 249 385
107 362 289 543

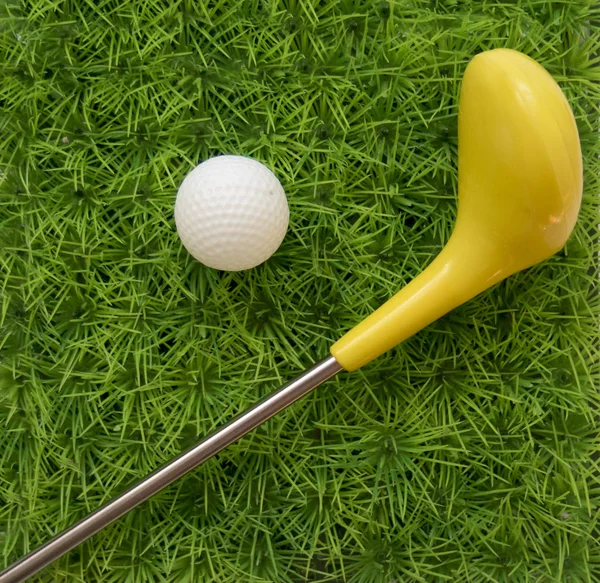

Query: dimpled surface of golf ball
174 155 289 271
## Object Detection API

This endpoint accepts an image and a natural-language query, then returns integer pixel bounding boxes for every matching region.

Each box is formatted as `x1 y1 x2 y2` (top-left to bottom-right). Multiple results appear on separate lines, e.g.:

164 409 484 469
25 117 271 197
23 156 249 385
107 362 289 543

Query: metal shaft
0 356 342 583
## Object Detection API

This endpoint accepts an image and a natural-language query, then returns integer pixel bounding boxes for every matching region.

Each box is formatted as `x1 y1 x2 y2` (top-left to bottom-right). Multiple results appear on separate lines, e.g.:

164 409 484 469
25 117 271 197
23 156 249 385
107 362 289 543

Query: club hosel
330 228 509 371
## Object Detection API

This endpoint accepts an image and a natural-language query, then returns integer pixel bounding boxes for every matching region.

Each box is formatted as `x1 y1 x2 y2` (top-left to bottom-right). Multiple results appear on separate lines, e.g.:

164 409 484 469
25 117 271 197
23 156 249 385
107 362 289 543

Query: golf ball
174 155 289 271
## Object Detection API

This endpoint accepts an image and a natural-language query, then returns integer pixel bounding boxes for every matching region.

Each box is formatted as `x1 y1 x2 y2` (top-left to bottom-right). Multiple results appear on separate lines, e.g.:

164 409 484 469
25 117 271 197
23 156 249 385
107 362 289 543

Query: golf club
0 48 583 583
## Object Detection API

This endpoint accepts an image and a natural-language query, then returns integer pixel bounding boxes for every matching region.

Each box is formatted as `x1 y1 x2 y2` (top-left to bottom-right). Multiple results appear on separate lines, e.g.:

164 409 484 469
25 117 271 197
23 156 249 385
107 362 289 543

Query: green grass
1 0 599 581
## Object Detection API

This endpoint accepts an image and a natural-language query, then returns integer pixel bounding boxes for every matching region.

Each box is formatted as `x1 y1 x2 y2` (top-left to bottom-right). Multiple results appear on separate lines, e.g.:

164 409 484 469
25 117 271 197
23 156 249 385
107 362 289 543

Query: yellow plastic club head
455 48 582 276
331 49 583 371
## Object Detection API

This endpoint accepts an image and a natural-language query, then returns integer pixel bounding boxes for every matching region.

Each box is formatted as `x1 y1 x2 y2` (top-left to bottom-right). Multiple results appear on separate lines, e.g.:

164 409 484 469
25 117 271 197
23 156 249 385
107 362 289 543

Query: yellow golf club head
331 49 583 371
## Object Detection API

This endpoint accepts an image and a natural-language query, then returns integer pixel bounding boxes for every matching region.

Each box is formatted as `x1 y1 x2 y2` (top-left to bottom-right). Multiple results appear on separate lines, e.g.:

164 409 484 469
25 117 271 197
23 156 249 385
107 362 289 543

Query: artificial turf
1 0 599 581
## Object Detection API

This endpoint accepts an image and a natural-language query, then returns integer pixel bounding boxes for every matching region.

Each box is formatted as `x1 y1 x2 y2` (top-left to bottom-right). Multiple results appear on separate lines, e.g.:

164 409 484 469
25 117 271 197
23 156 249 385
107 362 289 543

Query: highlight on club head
331 48 583 371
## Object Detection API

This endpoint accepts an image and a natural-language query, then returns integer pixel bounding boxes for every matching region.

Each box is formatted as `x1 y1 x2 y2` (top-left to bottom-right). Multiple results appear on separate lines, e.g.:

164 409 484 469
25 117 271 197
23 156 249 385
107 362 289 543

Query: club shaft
0 356 342 583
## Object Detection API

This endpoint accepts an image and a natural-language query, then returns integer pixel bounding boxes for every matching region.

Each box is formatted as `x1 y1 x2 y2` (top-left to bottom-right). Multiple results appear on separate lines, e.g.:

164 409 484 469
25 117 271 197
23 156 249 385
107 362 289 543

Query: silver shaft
0 356 342 583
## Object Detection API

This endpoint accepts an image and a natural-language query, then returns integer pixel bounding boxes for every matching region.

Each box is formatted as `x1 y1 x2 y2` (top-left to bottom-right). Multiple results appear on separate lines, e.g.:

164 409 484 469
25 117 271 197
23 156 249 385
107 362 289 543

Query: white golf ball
174 155 289 271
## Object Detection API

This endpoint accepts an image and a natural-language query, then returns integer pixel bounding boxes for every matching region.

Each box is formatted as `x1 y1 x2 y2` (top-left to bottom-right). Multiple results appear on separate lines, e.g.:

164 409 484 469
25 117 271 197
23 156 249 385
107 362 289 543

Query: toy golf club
0 48 582 583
